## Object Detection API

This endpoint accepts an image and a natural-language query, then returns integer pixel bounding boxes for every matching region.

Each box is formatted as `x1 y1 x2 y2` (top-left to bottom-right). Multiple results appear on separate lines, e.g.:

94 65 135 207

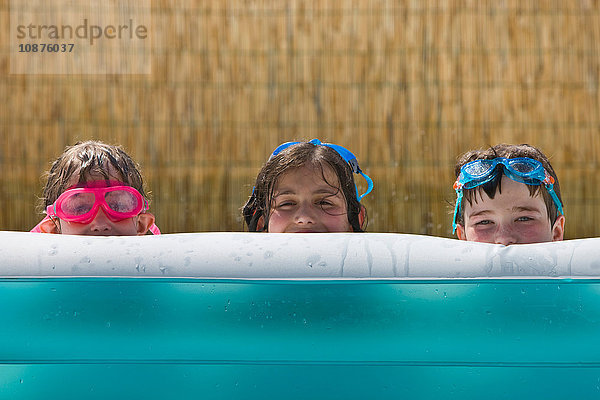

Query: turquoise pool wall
1 278 599 399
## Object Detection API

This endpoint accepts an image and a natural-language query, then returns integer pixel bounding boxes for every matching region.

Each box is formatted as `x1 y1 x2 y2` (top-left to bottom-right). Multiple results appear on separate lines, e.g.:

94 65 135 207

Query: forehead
275 164 341 190
468 175 547 213
65 163 126 188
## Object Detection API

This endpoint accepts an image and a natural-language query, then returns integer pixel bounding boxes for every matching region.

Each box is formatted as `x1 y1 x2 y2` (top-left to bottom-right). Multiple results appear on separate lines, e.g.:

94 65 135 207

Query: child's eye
516 216 533 222
72 205 91 215
275 200 295 209
62 198 94 215
317 199 334 207
316 194 345 209
108 202 128 212
475 220 493 226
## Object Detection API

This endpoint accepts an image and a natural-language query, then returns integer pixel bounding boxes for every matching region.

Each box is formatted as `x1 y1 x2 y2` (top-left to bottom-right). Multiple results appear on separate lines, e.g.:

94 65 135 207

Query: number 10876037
18 43 74 52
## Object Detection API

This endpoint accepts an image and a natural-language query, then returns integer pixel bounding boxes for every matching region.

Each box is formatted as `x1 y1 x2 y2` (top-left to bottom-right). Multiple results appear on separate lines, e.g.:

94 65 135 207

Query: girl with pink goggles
32 181 160 235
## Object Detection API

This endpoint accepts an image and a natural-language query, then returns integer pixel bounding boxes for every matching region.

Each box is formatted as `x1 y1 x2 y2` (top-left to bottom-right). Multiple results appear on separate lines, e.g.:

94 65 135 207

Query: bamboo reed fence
1 0 599 238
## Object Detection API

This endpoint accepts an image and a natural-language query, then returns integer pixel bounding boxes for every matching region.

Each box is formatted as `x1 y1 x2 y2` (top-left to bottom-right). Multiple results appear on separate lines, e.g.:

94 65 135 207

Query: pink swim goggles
31 181 160 235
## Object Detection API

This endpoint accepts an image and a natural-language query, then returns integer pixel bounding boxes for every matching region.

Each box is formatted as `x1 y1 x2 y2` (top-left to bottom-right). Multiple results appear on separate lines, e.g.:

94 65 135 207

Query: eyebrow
468 210 492 218
469 206 544 218
274 188 341 197
512 206 543 213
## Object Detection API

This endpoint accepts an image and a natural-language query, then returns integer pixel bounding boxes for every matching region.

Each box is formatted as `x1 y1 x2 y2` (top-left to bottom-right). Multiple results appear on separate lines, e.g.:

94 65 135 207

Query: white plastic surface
1 231 599 278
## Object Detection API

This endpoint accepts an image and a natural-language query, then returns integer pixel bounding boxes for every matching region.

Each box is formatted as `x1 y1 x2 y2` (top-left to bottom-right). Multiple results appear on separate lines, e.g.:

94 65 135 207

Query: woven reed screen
1 0 599 238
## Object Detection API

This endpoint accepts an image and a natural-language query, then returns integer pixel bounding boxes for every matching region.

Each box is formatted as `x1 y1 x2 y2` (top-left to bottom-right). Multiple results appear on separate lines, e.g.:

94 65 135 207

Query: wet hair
243 141 367 232
41 140 148 209
454 143 562 226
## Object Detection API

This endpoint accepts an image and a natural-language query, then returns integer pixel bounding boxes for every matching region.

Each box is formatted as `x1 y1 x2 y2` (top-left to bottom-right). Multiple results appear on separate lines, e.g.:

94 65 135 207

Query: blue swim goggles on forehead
270 138 374 201
452 157 564 234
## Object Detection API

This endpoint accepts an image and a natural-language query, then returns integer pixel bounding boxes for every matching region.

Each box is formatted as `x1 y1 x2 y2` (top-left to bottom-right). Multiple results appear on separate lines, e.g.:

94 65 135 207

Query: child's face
48 165 153 236
457 175 565 245
266 165 352 233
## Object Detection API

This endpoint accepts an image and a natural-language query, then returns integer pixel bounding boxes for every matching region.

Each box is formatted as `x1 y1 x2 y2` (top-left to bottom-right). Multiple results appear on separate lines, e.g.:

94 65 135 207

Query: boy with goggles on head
31 141 160 236
243 139 372 233
452 143 564 245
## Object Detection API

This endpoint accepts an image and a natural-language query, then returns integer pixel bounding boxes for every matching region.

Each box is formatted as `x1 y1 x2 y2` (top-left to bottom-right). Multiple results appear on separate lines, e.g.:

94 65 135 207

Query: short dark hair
42 140 148 208
243 141 367 232
454 143 562 226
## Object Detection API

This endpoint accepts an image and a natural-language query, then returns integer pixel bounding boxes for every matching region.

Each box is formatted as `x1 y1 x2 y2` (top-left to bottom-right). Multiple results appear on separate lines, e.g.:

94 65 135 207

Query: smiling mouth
288 229 323 233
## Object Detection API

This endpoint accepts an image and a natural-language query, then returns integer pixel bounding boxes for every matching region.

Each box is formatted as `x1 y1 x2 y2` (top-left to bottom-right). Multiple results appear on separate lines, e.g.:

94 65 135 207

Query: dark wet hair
243 141 367 232
41 140 148 209
454 143 562 226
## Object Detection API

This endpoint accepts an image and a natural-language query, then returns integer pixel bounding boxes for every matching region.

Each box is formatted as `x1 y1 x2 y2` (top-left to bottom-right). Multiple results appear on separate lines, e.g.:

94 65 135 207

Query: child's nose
294 203 316 224
494 224 518 246
88 208 112 232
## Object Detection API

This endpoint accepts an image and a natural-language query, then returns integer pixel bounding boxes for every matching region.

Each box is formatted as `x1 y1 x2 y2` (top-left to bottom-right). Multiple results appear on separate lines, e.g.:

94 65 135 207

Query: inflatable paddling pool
1 231 599 399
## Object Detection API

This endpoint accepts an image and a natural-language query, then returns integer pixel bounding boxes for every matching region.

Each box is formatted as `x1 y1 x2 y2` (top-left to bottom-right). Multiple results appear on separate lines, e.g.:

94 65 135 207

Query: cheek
519 222 553 241
59 220 86 235
465 221 499 242
266 211 286 233
466 227 492 242
322 213 352 232
113 218 140 234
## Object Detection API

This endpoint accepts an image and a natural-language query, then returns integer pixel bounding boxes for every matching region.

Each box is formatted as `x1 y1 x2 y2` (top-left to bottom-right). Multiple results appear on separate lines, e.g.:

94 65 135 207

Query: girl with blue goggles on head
452 144 565 245
243 139 372 233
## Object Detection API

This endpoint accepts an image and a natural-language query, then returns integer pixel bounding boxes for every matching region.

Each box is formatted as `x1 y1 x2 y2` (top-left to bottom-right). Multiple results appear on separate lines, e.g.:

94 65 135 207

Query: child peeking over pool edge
31 140 160 236
452 143 564 245
243 139 372 233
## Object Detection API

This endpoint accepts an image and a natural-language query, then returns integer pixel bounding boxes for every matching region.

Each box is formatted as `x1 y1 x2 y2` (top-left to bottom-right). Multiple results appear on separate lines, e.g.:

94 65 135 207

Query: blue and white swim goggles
452 157 564 233
270 138 374 201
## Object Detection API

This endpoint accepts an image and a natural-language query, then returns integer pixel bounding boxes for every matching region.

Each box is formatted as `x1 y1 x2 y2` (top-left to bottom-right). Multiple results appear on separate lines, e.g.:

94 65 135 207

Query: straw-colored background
1 0 599 238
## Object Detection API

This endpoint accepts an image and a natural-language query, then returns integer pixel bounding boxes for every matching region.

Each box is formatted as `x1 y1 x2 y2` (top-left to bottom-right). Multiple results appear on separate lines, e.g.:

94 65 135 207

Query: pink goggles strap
30 216 51 233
